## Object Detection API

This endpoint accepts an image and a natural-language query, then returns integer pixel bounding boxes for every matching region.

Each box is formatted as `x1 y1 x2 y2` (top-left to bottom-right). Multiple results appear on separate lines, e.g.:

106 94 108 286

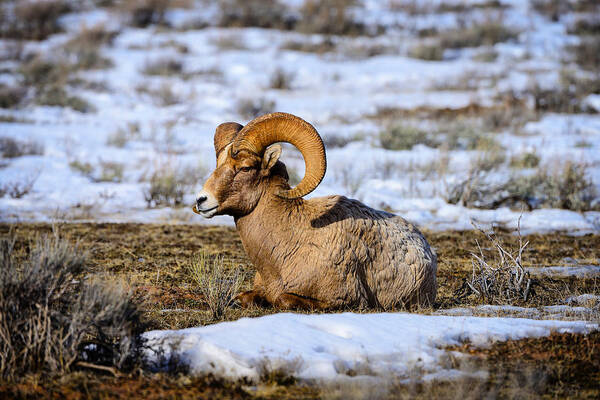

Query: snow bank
144 312 597 382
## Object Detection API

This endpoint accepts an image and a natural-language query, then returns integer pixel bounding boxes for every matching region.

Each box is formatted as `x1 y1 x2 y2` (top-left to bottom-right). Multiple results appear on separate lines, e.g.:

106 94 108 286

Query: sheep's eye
240 166 253 172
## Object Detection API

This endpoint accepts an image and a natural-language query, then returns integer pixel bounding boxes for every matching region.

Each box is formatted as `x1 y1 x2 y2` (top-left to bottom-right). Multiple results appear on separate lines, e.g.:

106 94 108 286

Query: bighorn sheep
194 112 437 310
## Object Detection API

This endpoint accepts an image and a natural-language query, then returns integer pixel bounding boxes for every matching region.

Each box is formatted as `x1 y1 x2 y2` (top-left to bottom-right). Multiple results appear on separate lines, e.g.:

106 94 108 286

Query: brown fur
198 145 437 310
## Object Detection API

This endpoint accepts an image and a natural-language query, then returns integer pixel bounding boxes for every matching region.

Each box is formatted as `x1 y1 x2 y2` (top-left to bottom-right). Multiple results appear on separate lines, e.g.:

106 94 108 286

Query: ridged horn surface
214 122 243 159
233 112 326 199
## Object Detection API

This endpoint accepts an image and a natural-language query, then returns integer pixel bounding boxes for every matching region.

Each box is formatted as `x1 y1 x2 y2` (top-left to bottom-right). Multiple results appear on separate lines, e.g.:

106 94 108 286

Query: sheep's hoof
236 290 270 308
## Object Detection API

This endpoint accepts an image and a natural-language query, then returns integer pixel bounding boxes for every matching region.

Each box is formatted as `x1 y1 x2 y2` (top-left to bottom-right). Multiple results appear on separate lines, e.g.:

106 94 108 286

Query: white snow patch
144 312 597 383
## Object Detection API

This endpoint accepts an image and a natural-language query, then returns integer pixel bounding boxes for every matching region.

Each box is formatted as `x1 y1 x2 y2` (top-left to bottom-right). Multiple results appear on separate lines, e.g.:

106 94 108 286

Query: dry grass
1 0 71 40
63 25 117 70
456 220 535 304
185 251 244 320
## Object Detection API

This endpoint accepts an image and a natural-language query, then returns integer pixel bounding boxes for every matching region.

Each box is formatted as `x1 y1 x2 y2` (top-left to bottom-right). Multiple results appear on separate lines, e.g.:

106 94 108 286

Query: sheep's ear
261 144 282 171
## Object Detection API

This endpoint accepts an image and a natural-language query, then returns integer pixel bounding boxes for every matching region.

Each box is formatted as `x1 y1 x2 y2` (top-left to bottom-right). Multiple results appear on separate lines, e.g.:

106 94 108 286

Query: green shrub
510 152 540 169
379 124 436 150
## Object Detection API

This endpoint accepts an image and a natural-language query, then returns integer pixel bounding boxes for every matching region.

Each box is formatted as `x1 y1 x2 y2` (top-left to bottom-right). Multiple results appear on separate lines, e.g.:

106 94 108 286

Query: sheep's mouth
192 205 218 218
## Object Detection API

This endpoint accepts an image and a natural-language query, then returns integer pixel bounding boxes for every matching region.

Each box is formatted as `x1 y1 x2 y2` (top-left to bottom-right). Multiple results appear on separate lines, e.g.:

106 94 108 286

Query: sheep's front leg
274 293 328 311
236 290 270 308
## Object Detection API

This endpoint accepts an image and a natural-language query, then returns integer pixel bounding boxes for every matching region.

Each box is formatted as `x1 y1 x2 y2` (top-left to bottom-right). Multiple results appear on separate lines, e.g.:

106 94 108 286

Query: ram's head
194 112 327 218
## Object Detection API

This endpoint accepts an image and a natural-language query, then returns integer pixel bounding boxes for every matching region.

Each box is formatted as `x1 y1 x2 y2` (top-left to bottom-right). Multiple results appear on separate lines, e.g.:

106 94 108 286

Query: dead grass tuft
185 251 244 320
456 220 536 304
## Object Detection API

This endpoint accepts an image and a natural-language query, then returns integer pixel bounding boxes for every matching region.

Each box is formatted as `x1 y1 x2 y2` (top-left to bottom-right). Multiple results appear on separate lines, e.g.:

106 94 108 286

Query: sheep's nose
196 195 207 205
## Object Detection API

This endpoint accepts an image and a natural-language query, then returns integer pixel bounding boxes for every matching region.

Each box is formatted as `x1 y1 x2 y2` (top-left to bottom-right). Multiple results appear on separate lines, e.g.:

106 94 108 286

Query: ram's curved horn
214 122 243 159
233 112 326 199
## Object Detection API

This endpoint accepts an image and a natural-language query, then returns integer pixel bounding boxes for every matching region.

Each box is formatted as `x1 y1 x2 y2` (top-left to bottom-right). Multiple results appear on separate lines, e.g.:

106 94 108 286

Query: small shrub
0 231 147 378
334 167 365 197
0 172 39 199
444 123 497 151
186 251 244 320
323 133 363 149
471 142 506 172
298 0 368 36
0 85 26 109
269 68 294 90
571 36 600 71
379 124 436 150
218 0 294 30
35 86 94 113
408 43 444 61
63 25 117 70
0 137 44 158
122 0 170 27
449 162 598 211
280 38 337 54
2 0 71 40
510 152 540 169
142 58 183 76
455 221 535 304
143 164 204 208
107 124 140 148
136 83 181 107
98 161 124 183
69 160 94 177
236 98 276 120
19 57 71 88
212 34 247 51
440 23 519 49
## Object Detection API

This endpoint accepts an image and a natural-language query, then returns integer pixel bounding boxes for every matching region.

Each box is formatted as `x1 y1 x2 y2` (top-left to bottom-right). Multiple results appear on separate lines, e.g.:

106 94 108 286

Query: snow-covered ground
0 0 599 234
145 311 598 383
